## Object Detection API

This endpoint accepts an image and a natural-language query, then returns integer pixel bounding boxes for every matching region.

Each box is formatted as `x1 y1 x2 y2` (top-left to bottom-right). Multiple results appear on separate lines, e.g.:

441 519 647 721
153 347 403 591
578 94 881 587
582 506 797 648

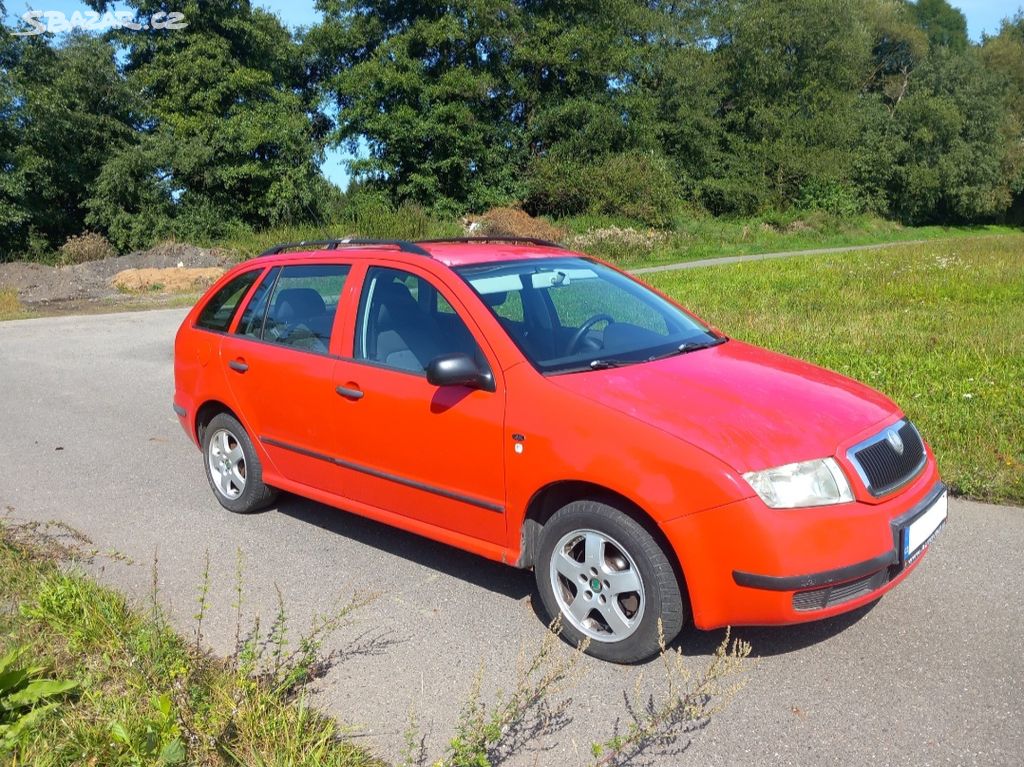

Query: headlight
743 458 854 508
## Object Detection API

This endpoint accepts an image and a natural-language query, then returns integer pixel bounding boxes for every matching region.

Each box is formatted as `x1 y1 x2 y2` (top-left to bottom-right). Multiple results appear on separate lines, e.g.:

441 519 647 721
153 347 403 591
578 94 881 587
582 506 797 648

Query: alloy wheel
548 528 645 642
207 428 246 500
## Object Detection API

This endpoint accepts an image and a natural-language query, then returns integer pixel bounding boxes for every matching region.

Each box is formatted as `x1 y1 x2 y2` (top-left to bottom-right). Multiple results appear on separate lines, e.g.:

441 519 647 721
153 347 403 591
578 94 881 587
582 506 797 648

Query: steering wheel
566 313 615 355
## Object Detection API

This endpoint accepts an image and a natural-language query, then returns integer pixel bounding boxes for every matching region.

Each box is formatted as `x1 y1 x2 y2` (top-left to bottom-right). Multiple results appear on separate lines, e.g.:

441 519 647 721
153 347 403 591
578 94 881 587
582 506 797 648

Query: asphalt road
1 308 1021 766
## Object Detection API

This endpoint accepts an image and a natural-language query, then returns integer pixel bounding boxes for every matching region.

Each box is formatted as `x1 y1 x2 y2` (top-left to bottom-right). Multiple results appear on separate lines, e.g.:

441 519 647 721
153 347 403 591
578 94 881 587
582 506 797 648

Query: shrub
58 232 116 265
695 175 768 217
524 156 592 219
526 152 679 227
339 194 445 240
797 179 866 218
587 152 680 228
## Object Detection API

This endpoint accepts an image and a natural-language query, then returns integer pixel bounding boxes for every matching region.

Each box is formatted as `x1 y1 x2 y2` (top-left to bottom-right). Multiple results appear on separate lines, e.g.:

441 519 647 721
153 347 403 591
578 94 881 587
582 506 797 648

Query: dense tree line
1 0 1022 260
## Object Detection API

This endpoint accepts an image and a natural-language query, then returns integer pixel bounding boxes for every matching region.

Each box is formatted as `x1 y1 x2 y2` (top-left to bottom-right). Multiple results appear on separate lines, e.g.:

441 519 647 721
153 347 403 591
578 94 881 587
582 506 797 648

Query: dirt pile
112 267 225 294
466 207 565 242
0 243 234 307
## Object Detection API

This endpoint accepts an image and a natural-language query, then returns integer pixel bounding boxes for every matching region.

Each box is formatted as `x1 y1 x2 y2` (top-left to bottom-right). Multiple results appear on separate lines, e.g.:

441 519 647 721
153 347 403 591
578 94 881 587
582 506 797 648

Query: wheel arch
194 399 241 445
516 481 687 588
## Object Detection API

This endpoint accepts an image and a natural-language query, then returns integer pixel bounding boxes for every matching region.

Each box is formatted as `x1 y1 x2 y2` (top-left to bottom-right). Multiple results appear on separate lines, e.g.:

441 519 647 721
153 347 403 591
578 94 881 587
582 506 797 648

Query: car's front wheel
535 499 685 663
202 412 278 514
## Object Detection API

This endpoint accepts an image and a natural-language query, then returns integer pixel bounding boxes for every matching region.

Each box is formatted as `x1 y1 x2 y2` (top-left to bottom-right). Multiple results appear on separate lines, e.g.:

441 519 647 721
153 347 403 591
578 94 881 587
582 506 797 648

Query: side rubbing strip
260 436 504 514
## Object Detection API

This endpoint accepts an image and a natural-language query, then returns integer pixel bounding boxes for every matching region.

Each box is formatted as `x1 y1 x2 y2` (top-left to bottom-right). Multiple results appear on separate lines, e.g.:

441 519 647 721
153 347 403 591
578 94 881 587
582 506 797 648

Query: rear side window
195 270 261 332
262 264 350 354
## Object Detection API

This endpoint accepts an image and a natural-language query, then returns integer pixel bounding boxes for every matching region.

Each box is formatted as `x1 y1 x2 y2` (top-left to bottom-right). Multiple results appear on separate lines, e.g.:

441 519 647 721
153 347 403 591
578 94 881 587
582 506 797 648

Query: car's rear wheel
202 413 278 514
535 499 685 663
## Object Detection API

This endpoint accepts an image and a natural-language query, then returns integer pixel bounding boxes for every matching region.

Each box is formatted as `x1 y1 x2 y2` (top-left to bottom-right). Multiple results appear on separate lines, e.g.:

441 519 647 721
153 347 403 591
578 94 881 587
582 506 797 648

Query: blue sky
4 0 1021 188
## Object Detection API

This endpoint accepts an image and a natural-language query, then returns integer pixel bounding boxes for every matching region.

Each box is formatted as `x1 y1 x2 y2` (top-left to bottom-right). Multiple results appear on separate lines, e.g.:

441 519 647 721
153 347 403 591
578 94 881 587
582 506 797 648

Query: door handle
335 385 364 400
228 359 249 373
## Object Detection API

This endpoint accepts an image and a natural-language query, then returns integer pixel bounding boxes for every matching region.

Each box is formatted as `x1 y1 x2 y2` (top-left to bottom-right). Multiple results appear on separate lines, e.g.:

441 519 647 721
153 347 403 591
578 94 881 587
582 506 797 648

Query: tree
309 1 681 214
0 29 31 258
3 32 136 256
885 47 1016 222
912 0 969 52
308 0 528 213
706 0 876 212
980 12 1024 220
86 0 330 249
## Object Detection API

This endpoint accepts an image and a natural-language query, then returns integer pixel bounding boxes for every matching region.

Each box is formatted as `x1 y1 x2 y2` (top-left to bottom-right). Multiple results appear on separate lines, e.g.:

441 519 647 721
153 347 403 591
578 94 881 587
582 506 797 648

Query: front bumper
662 455 944 630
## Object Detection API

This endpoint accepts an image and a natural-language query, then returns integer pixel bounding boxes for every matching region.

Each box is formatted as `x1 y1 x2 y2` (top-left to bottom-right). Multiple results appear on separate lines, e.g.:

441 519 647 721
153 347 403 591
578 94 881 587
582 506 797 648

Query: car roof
250 238 584 270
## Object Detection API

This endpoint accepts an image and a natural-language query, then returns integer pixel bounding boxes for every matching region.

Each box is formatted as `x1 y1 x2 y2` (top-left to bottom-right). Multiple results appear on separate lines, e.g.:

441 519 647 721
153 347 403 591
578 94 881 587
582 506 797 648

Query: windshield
456 258 722 374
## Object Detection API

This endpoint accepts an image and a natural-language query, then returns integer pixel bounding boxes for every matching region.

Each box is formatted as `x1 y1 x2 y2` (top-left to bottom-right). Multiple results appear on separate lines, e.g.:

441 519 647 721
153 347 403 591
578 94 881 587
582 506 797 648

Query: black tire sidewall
535 500 685 664
202 413 275 514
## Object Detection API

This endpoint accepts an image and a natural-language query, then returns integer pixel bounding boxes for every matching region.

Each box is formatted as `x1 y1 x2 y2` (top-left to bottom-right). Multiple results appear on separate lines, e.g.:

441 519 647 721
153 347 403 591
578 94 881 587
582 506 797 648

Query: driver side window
354 267 487 375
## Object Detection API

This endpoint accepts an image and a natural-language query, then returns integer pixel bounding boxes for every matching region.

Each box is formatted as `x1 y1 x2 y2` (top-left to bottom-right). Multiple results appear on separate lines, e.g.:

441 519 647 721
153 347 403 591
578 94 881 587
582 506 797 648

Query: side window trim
357 273 378 362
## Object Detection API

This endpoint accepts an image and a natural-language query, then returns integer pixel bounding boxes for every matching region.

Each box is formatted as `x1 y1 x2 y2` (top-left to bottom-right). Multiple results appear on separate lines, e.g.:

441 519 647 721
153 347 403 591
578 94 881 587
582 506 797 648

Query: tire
535 499 685 663
202 413 278 514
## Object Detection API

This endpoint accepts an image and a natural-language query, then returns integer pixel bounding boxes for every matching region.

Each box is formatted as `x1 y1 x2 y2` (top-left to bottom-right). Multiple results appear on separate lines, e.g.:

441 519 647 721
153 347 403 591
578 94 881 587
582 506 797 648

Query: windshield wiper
555 337 727 375
647 336 728 362
588 358 628 370
553 357 633 374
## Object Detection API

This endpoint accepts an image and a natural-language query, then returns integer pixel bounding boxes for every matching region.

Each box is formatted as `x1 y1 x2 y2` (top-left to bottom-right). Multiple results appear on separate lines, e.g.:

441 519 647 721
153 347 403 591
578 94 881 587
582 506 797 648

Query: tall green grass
646 234 1024 505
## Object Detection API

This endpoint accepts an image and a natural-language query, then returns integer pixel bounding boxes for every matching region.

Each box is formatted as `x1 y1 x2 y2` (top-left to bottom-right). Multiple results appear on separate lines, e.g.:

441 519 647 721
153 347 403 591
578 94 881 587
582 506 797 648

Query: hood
551 340 899 472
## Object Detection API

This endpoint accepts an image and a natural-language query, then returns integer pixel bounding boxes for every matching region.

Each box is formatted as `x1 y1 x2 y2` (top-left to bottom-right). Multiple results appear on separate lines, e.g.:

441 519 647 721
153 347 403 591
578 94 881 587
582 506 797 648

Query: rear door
220 262 352 495
331 263 507 545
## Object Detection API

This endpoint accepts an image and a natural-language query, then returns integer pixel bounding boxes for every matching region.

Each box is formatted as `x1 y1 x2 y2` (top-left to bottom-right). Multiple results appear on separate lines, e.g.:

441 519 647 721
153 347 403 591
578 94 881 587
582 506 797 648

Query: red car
173 238 946 662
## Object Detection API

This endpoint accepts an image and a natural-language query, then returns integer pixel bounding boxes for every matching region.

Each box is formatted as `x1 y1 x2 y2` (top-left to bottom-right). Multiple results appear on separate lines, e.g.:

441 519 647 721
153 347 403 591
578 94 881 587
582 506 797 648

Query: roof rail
416 236 563 248
259 238 432 257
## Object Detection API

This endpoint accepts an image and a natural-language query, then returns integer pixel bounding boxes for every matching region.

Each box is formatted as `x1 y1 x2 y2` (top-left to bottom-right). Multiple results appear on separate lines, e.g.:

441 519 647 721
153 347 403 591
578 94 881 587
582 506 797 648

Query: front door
332 264 506 545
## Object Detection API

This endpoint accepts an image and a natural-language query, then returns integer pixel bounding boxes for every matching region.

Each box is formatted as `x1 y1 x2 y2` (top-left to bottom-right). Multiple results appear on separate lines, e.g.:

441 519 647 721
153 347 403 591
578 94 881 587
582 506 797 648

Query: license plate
902 491 947 563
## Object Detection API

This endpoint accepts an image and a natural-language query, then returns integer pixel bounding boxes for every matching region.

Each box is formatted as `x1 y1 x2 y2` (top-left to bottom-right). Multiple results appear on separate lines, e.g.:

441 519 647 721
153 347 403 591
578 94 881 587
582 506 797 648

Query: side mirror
425 353 493 391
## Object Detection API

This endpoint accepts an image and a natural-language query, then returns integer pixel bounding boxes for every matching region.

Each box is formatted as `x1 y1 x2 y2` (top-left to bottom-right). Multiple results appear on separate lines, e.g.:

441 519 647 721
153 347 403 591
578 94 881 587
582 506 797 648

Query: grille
792 569 889 612
850 420 925 496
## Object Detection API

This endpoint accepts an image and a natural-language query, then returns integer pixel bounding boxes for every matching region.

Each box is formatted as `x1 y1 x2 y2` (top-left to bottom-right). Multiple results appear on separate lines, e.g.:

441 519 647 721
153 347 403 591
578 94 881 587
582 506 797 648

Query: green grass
0 523 381 767
0 288 31 321
562 211 1019 268
645 233 1024 505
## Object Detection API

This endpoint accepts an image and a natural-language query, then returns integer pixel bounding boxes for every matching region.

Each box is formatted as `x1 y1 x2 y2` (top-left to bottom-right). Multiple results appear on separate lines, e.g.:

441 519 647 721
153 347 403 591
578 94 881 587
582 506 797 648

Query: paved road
1 308 1021 766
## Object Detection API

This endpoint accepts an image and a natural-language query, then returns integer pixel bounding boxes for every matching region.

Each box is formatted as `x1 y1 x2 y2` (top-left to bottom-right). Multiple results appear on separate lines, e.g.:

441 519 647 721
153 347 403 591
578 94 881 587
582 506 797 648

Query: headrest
274 288 326 322
481 291 507 307
375 280 419 328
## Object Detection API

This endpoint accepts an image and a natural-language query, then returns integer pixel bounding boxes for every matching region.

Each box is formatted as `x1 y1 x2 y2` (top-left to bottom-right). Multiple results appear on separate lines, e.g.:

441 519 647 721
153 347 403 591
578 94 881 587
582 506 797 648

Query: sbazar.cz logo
10 9 188 36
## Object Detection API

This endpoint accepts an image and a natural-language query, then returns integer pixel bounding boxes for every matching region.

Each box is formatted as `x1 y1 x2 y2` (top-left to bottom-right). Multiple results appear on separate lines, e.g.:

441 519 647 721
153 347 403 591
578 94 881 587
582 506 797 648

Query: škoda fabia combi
173 238 946 662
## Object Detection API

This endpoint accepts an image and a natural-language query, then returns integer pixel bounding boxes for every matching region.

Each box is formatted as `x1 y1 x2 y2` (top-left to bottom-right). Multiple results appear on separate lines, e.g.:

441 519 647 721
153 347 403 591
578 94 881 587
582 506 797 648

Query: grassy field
562 213 1018 269
0 523 381 767
646 234 1024 505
